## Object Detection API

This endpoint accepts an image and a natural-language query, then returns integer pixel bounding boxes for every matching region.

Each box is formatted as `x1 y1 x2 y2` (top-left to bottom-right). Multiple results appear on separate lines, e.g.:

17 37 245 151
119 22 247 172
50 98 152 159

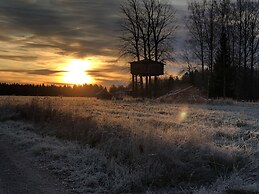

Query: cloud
0 0 68 35
28 69 67 75
0 68 66 75
0 0 121 58
0 35 13 42
0 55 38 61
0 0 187 59
86 63 128 79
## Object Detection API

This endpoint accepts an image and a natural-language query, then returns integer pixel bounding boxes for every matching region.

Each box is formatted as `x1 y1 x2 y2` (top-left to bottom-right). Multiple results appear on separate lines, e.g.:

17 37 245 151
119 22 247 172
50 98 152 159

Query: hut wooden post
146 76 148 96
154 76 158 97
140 76 144 97
135 75 138 95
132 74 135 94
149 76 152 96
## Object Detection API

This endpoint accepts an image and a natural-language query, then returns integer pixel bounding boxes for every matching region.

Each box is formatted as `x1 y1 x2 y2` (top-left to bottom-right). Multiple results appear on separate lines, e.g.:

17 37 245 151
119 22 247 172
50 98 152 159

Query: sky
0 0 188 86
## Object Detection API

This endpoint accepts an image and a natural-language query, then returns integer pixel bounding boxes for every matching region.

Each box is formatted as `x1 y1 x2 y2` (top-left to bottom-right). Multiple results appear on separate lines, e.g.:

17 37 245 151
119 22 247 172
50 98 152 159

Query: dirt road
0 134 69 194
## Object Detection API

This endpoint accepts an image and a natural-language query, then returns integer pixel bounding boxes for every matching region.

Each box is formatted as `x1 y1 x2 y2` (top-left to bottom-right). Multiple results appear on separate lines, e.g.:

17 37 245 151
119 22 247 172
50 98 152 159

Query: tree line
0 83 104 97
121 0 259 100
185 0 259 100
0 77 180 98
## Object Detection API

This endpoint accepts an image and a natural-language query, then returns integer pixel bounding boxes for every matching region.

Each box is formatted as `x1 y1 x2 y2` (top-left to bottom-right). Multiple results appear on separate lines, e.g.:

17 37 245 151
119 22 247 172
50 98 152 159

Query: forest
184 0 259 100
120 0 259 100
0 83 104 97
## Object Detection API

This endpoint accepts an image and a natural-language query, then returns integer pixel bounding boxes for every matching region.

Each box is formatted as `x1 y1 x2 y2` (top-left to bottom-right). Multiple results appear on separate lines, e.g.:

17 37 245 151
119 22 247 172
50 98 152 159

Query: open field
0 96 258 193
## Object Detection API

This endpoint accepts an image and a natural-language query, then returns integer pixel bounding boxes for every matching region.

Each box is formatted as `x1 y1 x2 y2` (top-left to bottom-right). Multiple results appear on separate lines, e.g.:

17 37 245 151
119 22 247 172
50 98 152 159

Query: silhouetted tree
187 0 208 81
211 30 233 98
120 0 177 62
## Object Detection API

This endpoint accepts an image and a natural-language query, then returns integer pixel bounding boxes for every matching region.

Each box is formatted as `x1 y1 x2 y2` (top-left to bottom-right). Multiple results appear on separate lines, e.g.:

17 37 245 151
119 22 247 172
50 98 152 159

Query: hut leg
149 76 152 96
154 76 158 97
132 74 135 95
135 76 138 96
146 76 148 96
140 76 143 98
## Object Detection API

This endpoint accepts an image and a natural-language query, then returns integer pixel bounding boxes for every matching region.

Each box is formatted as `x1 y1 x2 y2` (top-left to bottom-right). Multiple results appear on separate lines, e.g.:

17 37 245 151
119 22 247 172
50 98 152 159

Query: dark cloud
0 54 37 61
0 69 26 73
0 0 187 59
87 71 119 80
0 0 68 35
104 59 119 64
88 67 127 76
22 42 59 49
0 68 66 75
85 63 128 79
0 0 121 58
0 35 13 42
28 69 67 75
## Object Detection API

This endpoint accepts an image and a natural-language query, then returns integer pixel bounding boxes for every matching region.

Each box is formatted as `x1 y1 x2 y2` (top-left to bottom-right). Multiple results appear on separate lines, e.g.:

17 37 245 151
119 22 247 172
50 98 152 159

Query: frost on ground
0 96 258 193
0 122 132 193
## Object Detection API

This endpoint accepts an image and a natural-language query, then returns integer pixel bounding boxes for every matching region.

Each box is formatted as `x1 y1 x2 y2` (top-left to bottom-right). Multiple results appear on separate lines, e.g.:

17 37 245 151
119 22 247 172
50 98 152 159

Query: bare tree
149 0 177 61
204 0 217 74
120 0 142 61
181 44 198 84
120 0 177 62
187 0 208 81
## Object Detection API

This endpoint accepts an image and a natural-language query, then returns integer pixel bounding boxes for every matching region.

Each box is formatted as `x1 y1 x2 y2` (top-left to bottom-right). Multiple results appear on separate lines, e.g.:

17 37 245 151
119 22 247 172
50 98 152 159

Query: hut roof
130 59 165 66
130 59 165 76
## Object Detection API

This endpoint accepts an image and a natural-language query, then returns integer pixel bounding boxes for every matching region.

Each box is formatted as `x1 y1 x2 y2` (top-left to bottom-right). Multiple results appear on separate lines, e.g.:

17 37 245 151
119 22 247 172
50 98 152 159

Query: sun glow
63 59 94 85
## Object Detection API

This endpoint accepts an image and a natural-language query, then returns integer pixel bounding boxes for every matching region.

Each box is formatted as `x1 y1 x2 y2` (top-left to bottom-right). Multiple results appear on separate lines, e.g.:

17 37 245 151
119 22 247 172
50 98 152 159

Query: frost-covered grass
0 96 258 193
0 121 134 193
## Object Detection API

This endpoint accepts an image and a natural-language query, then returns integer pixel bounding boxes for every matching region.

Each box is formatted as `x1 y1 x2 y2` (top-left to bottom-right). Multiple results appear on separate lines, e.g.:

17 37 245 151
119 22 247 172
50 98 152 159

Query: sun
63 59 94 85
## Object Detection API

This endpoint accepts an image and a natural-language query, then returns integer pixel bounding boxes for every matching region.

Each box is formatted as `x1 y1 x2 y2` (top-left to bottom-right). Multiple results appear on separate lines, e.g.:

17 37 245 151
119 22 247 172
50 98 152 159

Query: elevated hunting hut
130 59 165 97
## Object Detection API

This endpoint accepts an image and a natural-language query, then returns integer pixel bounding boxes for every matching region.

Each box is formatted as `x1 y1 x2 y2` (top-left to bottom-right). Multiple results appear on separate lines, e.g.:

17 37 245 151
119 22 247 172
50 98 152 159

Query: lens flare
178 107 188 122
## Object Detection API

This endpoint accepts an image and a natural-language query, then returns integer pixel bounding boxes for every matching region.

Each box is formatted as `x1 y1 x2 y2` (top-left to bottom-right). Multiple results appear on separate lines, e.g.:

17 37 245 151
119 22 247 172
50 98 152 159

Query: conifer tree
211 30 233 98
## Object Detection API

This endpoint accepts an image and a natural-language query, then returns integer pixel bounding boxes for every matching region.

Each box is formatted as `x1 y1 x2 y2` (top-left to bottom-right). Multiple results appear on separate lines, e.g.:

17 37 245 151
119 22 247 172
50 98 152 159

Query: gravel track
0 133 69 194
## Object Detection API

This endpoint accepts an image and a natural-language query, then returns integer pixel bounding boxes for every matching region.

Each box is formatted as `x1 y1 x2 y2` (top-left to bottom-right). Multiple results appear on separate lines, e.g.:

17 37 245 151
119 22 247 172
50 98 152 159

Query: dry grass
0 96 258 193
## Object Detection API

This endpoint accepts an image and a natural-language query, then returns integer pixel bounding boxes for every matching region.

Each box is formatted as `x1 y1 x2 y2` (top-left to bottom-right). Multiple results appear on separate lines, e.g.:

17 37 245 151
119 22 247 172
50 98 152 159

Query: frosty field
0 96 258 193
